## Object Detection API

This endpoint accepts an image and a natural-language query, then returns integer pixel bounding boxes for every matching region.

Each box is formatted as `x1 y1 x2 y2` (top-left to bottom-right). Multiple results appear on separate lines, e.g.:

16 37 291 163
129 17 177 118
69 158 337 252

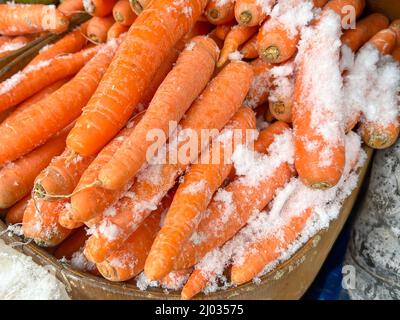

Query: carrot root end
262 46 280 62
310 182 332 190
130 0 143 14
239 11 252 25
208 9 220 20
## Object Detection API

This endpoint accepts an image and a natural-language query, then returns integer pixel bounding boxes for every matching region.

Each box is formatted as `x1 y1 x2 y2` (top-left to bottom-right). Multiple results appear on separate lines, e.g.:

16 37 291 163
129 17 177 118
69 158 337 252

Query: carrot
113 0 137 26
0 45 99 114
174 122 293 270
0 36 31 58
107 22 129 40
129 0 150 15
66 0 208 157
218 24 258 67
243 58 272 109
181 269 209 300
160 269 192 290
392 47 400 62
0 129 69 209
0 4 69 36
210 22 234 41
367 28 397 55
58 0 84 17
29 24 89 65
98 36 219 191
230 207 313 285
54 227 87 259
83 0 118 17
323 0 365 18
390 19 400 46
234 0 271 26
360 121 400 150
264 105 275 123
86 16 115 43
84 61 253 263
22 198 73 247
0 42 119 165
269 99 292 123
96 209 164 281
0 36 11 47
62 113 144 226
205 0 235 25
145 107 257 280
5 196 30 225
341 13 389 52
240 33 258 59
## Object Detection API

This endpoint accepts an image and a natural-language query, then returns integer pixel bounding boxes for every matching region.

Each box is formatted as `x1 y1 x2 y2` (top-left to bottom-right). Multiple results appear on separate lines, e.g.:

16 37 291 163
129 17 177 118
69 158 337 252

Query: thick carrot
84 61 253 263
240 33 258 59
113 0 137 26
367 28 397 55
84 0 118 17
390 19 400 46
218 24 258 67
58 0 84 17
160 269 192 290
0 45 99 114
87 16 115 43
0 42 119 165
0 129 69 209
243 58 272 109
230 207 313 284
107 22 129 40
129 0 150 15
392 47 400 62
234 0 271 26
174 122 293 270
0 4 69 36
98 36 219 191
205 0 235 25
66 0 208 157
341 13 389 52
360 121 400 150
181 269 209 300
145 107 257 280
22 198 73 247
5 196 30 225
54 227 88 259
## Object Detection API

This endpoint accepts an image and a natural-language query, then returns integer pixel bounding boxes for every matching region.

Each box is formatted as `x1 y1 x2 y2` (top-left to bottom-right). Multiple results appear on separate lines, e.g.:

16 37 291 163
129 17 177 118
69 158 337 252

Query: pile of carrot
0 0 399 300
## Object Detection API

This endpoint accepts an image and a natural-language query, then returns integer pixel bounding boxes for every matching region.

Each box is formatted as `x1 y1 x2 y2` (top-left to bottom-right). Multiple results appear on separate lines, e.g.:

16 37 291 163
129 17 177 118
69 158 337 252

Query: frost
228 51 243 61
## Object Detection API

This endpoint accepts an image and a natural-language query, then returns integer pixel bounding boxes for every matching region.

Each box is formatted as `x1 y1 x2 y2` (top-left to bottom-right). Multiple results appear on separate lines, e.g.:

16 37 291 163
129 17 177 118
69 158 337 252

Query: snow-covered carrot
234 0 272 26
205 0 235 25
367 28 397 55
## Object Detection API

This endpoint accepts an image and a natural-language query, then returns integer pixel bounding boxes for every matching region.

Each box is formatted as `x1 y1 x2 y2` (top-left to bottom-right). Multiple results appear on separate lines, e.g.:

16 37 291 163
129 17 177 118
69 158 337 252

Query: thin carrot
210 22 235 41
98 36 219 191
5 196 30 225
205 0 235 25
174 122 293 270
58 0 84 17
84 0 118 17
0 4 69 36
129 0 150 15
107 22 129 40
54 227 87 259
113 0 137 27
218 24 258 67
230 207 313 285
0 45 99 114
367 28 397 55
22 198 73 247
234 0 271 26
341 13 389 52
240 33 258 59
392 47 400 62
66 0 208 157
84 61 253 263
181 269 209 300
145 107 256 280
0 128 69 209
390 19 400 46
360 121 400 150
160 269 192 290
87 16 115 43
264 105 275 122
0 41 119 165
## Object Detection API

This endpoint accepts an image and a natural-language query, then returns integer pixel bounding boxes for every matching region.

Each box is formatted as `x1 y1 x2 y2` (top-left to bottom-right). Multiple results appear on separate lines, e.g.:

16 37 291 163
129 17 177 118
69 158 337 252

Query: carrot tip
310 182 332 190
239 11 252 25
208 8 220 20
271 101 285 115
262 46 280 62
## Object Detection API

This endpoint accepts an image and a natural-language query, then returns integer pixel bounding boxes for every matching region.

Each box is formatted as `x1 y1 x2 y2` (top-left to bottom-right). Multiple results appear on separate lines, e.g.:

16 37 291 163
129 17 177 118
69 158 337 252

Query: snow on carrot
234 0 274 26
293 11 345 189
205 0 235 25
160 269 192 290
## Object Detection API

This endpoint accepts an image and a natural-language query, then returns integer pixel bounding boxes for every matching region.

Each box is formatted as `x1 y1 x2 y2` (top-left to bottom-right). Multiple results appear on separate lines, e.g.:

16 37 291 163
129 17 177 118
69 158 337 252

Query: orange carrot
129 0 150 15
54 227 87 259
66 0 208 157
0 4 69 36
84 61 253 264
107 22 129 40
160 269 192 290
22 198 73 247
218 24 258 67
5 196 30 225
0 129 69 209
264 105 275 123
210 22 235 41
58 0 85 17
98 36 219 191
360 121 400 150
240 33 258 59
205 0 235 25
0 45 99 114
230 207 313 285
392 47 400 62
87 16 115 43
84 0 118 17
269 99 292 123
145 107 256 280
0 42 119 165
113 0 137 26
0 36 31 58
341 13 389 52
367 28 397 55
234 0 271 26
174 122 293 270
0 36 11 47
181 269 209 300
390 19 400 46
